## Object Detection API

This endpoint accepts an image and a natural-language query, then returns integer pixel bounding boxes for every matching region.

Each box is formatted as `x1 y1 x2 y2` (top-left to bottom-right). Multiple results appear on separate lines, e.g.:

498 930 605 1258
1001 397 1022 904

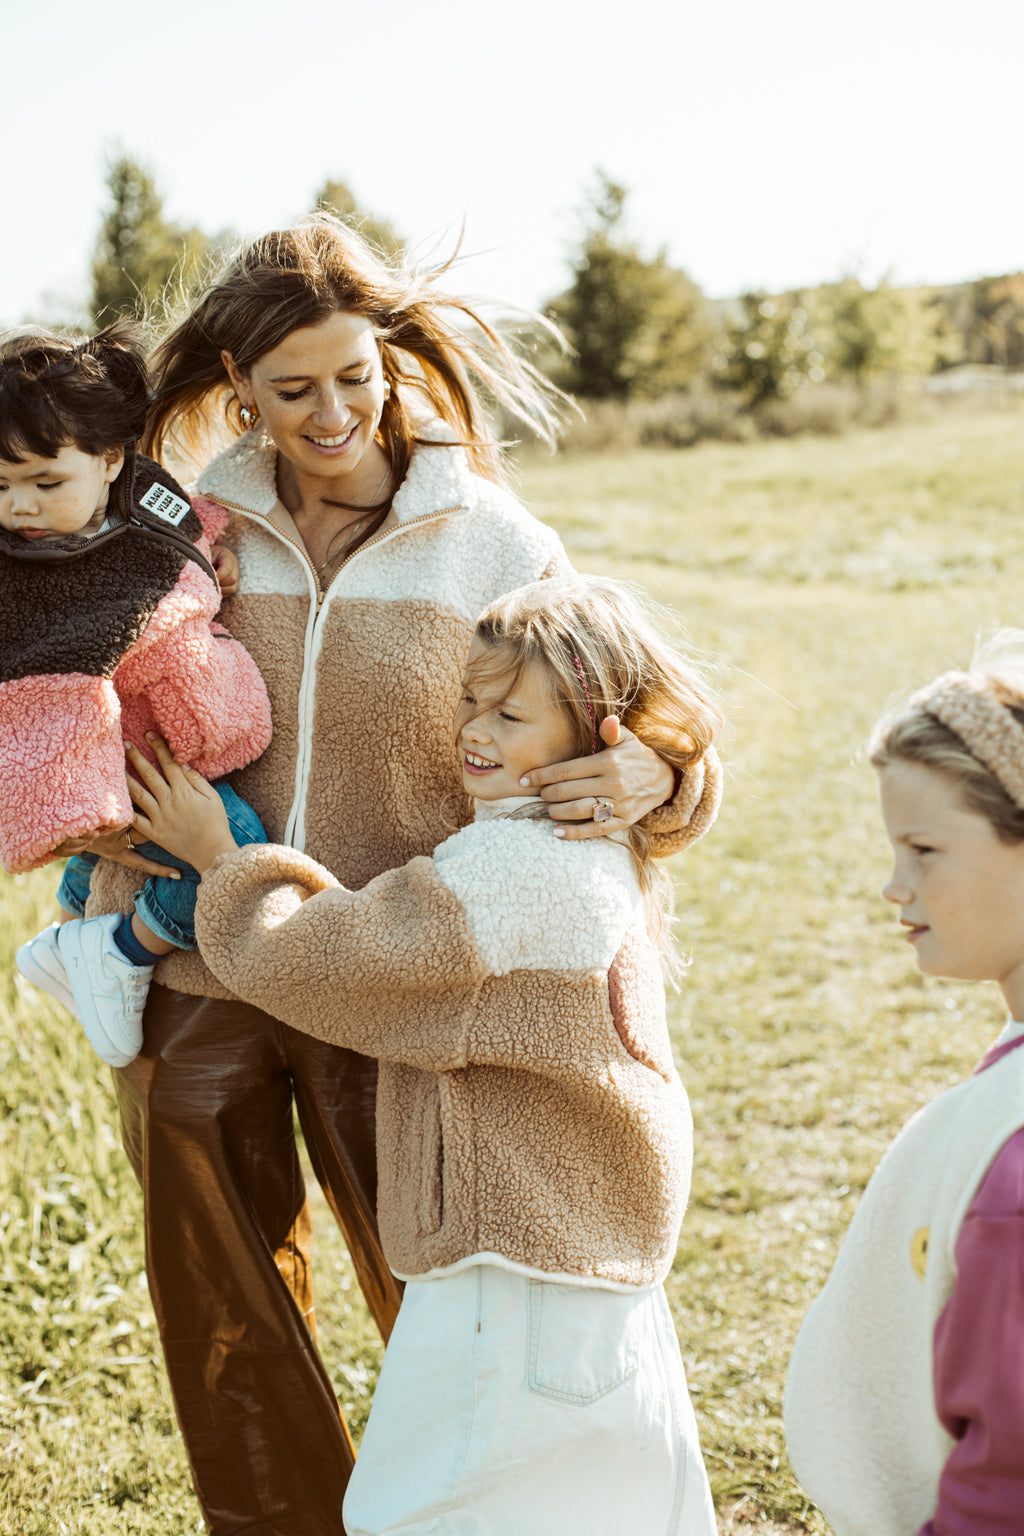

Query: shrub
509 379 949 458
712 293 826 407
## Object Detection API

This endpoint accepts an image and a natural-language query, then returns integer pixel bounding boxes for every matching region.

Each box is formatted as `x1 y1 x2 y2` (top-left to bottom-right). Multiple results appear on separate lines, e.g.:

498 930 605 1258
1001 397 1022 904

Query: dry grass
520 404 1024 1529
534 375 1023 456
3 398 1023 1530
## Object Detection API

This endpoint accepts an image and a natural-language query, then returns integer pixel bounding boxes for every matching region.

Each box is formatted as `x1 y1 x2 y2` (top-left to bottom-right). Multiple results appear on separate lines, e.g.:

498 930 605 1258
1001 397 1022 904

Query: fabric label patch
139 482 191 526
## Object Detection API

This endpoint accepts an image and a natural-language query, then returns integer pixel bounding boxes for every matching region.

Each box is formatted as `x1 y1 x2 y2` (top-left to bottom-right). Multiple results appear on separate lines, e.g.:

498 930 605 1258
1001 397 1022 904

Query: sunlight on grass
2 401 1022 1531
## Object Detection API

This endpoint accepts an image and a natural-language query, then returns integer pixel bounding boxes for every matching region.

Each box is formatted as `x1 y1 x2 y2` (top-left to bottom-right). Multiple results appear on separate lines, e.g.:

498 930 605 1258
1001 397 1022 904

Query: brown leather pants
114 983 403 1535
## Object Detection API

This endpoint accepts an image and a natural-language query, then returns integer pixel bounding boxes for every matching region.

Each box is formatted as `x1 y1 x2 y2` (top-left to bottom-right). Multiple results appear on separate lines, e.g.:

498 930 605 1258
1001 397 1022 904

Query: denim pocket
527 1280 644 1405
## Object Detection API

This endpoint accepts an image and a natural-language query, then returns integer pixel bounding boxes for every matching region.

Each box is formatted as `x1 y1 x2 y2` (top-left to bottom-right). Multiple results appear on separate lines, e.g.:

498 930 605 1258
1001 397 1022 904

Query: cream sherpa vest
784 1039 1024 1536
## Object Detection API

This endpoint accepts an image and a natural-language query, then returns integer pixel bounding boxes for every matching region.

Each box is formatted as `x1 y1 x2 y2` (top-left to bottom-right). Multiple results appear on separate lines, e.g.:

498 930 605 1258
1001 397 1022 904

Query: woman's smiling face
456 636 579 801
225 310 387 488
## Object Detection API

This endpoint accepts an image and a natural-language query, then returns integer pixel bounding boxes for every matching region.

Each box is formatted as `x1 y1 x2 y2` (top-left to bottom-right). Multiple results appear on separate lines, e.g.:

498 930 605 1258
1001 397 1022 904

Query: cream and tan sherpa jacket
85 424 706 999
193 801 695 1288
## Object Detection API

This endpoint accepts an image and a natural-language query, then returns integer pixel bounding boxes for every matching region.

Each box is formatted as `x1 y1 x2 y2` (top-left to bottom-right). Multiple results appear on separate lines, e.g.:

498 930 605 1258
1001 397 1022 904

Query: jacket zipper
208 494 465 850
290 506 466 849
199 493 324 601
133 523 220 587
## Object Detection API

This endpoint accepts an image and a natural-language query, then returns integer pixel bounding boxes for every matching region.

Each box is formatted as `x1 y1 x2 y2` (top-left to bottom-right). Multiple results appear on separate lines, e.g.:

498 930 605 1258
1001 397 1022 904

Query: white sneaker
16 922 79 1019
58 913 153 1068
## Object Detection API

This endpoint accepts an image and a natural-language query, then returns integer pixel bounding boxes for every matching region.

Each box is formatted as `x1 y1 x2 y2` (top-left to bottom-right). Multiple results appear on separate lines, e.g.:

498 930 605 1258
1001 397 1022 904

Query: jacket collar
473 795 548 822
197 416 475 523
977 1020 1024 1075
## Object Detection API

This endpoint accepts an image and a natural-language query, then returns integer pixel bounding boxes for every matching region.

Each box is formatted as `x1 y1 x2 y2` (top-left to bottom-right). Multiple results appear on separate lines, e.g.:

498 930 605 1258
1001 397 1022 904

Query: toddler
785 637 1024 1534
120 574 723 1535
0 323 270 1066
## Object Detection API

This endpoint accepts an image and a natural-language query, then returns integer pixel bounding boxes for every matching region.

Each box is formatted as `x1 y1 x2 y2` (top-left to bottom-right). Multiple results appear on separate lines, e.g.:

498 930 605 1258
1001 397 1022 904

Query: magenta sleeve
918 1125 1024 1535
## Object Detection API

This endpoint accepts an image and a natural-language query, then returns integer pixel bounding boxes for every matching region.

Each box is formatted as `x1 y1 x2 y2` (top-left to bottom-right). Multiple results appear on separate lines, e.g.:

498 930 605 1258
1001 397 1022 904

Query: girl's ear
103 446 125 482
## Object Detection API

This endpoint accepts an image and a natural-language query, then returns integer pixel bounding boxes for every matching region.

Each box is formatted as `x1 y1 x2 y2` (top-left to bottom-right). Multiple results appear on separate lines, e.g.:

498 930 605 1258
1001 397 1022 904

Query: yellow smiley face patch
910 1227 929 1280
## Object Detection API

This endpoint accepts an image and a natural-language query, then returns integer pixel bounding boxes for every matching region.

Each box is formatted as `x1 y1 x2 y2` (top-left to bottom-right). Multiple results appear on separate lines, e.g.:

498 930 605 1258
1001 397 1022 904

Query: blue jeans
57 782 266 949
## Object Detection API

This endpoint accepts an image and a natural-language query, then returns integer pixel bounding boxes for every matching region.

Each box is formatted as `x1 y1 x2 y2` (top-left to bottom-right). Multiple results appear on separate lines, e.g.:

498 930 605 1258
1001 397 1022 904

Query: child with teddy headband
786 635 1024 1534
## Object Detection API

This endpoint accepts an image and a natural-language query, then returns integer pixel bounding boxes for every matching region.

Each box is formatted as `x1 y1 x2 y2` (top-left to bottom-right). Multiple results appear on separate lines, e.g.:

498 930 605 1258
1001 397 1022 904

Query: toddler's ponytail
0 321 151 461
75 323 151 445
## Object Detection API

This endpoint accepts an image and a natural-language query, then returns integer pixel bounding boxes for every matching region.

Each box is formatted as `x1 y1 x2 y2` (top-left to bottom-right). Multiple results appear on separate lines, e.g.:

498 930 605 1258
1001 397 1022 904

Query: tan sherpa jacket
86 424 705 998
193 802 695 1288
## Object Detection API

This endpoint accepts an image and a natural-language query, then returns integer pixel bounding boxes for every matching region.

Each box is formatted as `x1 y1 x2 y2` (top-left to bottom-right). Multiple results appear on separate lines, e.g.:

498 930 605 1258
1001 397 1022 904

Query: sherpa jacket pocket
418 1085 444 1235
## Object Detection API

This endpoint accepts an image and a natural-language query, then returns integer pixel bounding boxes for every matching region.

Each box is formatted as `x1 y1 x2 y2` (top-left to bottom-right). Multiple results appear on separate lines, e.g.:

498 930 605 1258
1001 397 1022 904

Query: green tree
547 173 712 400
91 156 208 326
313 178 402 256
812 278 957 382
713 293 825 407
959 273 1024 370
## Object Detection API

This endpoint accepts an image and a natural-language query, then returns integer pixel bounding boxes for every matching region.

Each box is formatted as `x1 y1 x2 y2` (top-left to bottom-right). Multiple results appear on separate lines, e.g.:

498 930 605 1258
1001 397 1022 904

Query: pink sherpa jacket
0 454 272 872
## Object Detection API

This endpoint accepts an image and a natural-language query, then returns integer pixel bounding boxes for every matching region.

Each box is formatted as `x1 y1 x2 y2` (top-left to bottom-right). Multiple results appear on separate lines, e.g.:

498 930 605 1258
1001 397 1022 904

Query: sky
2 0 1022 327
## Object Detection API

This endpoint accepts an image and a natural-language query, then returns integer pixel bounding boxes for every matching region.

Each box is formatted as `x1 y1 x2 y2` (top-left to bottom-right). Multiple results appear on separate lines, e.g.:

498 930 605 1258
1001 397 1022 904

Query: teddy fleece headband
913 671 1024 811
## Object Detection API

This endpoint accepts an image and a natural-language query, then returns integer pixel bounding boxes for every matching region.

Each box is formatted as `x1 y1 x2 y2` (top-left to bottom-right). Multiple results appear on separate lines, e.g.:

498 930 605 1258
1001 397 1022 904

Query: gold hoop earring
382 381 391 401
240 404 260 431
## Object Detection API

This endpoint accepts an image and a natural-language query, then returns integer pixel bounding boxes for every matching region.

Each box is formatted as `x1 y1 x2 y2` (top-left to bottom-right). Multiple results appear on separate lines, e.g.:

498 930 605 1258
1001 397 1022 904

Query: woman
81 214 699 1535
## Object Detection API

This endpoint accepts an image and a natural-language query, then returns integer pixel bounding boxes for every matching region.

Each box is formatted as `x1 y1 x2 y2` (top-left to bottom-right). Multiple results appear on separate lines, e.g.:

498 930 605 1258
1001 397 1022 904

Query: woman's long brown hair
143 213 567 484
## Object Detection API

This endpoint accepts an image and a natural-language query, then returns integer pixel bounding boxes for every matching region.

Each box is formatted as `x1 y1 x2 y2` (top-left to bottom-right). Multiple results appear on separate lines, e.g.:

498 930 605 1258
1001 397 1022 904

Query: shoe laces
122 968 152 1012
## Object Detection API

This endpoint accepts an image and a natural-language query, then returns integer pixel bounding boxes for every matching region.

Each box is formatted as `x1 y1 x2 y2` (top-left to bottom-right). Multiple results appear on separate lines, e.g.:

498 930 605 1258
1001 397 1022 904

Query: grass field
2 400 1023 1532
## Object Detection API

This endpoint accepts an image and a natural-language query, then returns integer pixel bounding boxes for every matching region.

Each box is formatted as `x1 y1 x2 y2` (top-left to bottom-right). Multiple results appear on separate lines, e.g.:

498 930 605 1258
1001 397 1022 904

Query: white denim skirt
343 1263 716 1536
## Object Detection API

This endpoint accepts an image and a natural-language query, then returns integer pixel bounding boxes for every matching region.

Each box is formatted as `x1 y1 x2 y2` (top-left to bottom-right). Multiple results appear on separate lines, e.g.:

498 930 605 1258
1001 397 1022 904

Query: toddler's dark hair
0 321 150 462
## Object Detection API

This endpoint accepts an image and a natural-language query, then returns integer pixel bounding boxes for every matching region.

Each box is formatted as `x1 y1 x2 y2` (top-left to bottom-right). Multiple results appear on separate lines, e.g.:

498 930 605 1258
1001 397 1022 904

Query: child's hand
125 735 238 874
211 543 240 597
48 827 180 878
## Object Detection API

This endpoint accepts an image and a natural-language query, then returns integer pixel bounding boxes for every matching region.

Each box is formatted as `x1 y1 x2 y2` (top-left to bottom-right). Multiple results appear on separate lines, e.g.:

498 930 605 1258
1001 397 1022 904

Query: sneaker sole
16 935 79 1020
58 920 145 1069
79 1013 138 1069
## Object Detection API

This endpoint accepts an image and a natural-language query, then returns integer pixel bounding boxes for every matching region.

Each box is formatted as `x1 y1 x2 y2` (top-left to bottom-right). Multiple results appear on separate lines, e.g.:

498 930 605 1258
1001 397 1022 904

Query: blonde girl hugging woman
123 574 723 1536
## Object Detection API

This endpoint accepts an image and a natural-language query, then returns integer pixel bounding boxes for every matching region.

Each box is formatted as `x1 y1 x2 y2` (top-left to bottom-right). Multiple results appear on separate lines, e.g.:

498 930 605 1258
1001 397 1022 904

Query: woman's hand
520 716 675 841
211 543 240 597
126 735 238 874
48 826 181 878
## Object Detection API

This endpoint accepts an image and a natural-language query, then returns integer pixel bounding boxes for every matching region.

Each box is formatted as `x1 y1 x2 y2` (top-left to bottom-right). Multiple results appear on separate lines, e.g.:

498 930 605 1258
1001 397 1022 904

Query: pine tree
547 174 711 401
91 157 207 326
312 178 402 257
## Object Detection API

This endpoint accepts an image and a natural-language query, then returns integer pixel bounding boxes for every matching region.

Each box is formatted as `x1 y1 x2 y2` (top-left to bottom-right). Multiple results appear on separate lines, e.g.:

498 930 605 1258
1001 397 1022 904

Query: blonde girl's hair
868 630 1024 844
143 211 568 480
466 575 724 954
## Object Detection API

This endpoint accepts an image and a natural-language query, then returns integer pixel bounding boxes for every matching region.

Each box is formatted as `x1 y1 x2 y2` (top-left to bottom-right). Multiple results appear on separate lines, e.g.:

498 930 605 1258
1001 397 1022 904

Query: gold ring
124 827 135 849
593 797 614 823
